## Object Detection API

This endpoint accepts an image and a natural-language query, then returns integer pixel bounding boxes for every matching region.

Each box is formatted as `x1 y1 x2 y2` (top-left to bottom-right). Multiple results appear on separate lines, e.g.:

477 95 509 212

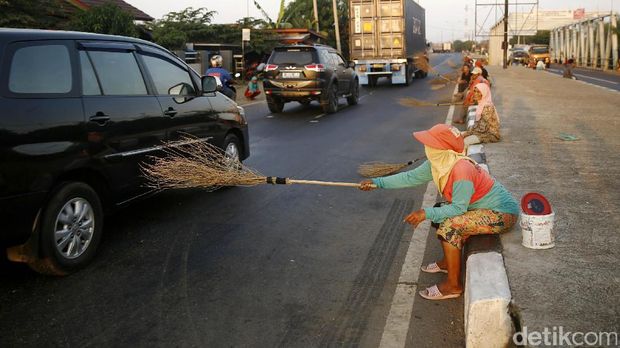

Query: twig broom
398 97 463 107
358 158 422 178
142 137 376 191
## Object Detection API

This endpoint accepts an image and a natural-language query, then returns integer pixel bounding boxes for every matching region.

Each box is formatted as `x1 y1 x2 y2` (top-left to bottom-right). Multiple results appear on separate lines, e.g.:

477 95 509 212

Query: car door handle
164 107 177 117
89 112 110 125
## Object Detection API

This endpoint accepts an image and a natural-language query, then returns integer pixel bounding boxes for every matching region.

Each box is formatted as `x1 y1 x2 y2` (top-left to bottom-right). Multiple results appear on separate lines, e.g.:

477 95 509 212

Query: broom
398 97 463 107
142 137 376 191
358 158 422 178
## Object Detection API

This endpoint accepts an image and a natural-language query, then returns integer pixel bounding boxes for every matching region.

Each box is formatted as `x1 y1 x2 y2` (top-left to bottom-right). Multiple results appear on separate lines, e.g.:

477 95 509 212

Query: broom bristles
142 136 266 191
358 161 411 178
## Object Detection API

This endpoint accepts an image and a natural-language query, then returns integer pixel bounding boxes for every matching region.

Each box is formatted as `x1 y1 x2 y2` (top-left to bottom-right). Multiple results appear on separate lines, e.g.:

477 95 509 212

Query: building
487 9 610 66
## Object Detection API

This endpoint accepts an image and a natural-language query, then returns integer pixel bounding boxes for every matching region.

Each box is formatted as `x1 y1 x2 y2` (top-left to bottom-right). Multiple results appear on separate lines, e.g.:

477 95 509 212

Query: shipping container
349 0 427 86
442 42 452 52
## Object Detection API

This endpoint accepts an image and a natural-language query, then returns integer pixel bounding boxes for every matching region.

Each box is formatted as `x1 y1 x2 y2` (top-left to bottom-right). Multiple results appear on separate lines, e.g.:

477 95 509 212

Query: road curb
463 130 514 348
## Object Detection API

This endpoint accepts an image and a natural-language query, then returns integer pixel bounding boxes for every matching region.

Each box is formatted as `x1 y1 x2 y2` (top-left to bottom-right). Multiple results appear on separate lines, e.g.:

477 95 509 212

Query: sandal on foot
420 262 448 274
419 285 462 301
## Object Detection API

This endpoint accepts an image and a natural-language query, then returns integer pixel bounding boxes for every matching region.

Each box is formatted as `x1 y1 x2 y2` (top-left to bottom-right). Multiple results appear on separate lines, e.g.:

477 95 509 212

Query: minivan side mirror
348 61 355 69
202 76 218 93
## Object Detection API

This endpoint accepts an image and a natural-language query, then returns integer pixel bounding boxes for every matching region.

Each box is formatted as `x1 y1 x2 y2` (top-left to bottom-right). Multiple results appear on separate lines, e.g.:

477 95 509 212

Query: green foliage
0 0 68 29
71 3 137 37
509 30 550 45
150 7 216 49
452 40 477 52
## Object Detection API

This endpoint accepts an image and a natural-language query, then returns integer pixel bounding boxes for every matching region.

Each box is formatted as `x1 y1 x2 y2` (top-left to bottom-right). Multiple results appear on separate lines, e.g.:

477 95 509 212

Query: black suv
263 44 359 114
0 29 249 274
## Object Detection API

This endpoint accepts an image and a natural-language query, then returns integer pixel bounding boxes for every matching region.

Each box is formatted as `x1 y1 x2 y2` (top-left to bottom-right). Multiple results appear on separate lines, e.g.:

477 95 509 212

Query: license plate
281 72 300 79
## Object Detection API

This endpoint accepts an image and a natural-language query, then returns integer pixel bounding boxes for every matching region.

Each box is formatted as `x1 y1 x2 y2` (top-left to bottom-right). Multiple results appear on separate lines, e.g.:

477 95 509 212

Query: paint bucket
520 211 555 249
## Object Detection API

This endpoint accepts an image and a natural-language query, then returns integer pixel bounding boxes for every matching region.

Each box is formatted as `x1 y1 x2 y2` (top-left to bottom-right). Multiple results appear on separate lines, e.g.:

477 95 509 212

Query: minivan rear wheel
34 182 103 275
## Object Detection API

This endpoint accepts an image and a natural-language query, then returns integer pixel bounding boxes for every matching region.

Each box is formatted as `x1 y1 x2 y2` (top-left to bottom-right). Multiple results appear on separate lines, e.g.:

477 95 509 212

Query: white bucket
520 211 555 249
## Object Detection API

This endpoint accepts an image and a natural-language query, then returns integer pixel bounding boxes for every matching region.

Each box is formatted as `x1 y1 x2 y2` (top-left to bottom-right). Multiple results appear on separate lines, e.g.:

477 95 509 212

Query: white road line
379 83 459 348
573 73 619 84
547 68 619 84
240 100 266 107
266 115 274 119
314 113 326 119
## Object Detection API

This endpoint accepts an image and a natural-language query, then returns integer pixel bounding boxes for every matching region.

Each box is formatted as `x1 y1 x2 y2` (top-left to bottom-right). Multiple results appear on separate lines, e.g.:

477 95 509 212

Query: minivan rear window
9 45 72 94
530 47 548 54
270 50 314 65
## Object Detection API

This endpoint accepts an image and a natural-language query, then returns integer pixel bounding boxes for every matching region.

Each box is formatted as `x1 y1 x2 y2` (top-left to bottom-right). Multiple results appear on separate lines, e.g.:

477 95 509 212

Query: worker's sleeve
371 160 432 189
424 180 474 223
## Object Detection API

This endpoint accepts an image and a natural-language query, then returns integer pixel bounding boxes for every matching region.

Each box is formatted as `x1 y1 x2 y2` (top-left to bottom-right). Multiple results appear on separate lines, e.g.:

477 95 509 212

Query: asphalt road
1 54 465 347
546 63 620 91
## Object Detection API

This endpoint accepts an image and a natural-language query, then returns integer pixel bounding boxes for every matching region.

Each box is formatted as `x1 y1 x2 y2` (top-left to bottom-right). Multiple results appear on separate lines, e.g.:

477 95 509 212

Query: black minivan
0 29 250 274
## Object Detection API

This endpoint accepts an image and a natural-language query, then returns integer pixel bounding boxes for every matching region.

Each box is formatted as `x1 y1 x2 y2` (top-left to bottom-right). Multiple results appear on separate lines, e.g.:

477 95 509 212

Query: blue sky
125 0 620 42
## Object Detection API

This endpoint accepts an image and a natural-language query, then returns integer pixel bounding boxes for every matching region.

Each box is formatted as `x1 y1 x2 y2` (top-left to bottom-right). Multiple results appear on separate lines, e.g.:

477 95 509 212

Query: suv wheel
322 83 339 114
267 96 285 113
347 80 359 105
34 182 103 275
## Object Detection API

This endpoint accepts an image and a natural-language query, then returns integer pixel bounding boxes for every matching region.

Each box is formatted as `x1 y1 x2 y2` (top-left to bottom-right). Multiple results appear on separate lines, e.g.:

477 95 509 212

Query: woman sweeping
461 83 501 145
359 124 519 300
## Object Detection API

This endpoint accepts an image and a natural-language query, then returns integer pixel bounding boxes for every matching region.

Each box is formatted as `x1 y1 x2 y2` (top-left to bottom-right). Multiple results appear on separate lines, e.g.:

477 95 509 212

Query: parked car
528 45 551 68
0 29 250 274
262 44 359 114
510 50 529 65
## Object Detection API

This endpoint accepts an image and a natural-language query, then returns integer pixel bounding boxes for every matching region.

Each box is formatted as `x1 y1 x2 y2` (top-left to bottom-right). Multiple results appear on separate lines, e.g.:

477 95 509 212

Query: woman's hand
403 209 426 228
359 180 376 191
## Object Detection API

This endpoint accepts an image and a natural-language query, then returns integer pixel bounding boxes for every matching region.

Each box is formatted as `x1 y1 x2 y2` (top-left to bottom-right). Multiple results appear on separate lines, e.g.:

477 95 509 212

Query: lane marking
547 68 619 84
240 100 266 107
266 115 274 119
314 113 326 119
379 83 460 348
573 73 619 84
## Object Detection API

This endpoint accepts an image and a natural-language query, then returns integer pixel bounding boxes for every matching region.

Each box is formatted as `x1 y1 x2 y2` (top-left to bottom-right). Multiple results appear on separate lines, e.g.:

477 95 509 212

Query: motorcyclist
206 55 236 100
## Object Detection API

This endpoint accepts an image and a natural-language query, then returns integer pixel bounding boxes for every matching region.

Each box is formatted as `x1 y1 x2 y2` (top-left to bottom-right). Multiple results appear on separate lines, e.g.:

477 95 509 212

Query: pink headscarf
474 83 494 121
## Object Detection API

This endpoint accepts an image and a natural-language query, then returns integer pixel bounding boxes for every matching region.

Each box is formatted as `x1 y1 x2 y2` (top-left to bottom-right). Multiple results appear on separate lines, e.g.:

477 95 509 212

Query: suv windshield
531 46 548 54
270 49 314 65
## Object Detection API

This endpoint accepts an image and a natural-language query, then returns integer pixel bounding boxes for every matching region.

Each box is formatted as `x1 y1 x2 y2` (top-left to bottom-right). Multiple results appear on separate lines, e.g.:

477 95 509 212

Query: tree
150 7 216 49
254 0 349 57
453 40 477 52
0 0 68 29
71 3 137 37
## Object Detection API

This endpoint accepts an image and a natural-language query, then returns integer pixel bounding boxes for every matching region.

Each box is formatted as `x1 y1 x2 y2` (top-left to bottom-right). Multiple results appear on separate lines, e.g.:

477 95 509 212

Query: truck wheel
404 66 412 86
267 96 285 113
321 83 339 113
346 80 359 105
35 182 103 275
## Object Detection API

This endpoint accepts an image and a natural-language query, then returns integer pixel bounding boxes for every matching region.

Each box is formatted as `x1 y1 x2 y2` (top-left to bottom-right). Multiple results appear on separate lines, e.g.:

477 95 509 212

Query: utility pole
332 0 341 52
313 0 320 32
503 0 508 68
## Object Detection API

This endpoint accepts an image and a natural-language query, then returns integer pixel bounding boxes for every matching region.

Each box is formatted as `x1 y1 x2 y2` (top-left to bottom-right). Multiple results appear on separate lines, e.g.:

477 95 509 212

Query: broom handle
287 179 377 188
436 102 463 106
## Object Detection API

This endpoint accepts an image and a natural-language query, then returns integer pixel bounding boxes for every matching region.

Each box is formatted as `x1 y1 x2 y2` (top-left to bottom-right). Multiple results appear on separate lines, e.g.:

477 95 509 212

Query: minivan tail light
265 64 278 71
304 64 325 72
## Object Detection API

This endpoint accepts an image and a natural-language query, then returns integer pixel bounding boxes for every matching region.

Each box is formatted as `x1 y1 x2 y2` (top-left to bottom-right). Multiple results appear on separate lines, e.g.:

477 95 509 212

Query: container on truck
349 0 427 87
431 42 443 53
442 42 452 52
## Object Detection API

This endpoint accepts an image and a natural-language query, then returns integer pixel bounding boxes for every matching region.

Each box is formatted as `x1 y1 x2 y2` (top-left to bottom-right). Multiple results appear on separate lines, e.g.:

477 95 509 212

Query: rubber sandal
419 285 462 301
420 262 448 274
